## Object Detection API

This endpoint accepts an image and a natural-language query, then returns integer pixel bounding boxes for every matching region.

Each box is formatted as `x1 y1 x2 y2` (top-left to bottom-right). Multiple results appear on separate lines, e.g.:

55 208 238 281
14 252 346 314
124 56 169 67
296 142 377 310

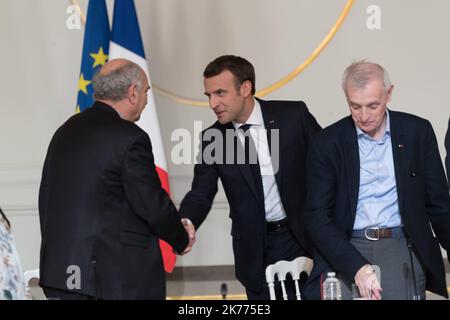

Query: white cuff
181 218 193 226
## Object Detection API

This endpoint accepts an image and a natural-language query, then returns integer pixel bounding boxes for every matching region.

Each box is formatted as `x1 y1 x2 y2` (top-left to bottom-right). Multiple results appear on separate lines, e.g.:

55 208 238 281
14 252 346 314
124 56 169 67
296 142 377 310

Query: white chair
23 269 42 300
265 256 313 300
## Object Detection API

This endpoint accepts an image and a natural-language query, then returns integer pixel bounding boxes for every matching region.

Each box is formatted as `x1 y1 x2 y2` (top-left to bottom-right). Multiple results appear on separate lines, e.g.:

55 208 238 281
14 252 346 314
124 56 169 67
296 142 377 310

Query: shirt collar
233 98 263 130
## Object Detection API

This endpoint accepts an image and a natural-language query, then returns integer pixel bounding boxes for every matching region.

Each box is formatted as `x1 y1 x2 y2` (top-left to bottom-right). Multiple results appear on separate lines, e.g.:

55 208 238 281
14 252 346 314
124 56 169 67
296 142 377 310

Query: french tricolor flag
109 0 176 273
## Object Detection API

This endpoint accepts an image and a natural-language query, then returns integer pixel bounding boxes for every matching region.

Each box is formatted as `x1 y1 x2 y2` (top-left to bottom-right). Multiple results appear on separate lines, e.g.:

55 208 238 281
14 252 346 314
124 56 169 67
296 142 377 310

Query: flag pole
68 0 87 26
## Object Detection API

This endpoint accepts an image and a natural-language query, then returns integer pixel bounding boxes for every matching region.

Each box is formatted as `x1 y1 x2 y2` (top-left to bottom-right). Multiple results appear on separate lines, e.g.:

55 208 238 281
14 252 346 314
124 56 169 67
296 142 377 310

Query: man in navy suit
303 61 450 300
180 55 321 299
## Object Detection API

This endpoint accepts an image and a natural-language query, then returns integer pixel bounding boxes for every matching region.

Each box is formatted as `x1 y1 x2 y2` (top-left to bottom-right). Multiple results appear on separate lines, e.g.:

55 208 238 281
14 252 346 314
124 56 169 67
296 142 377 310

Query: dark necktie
239 124 265 204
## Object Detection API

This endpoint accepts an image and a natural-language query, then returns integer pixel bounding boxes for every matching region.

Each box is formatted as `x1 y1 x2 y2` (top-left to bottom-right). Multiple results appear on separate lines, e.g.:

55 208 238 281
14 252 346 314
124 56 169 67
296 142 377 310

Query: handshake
179 218 196 255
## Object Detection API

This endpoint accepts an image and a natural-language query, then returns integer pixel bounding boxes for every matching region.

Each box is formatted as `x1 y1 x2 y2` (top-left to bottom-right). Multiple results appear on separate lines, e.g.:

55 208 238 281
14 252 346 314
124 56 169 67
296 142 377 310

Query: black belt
266 218 288 232
352 227 404 240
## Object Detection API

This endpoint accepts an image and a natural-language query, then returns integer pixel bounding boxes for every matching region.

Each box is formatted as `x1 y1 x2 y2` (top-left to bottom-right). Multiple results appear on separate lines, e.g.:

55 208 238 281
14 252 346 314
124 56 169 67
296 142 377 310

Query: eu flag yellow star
78 73 92 95
90 47 108 68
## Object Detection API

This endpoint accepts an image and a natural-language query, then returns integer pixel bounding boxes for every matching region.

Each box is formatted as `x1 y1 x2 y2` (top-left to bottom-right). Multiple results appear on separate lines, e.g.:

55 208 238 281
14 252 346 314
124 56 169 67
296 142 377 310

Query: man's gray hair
93 61 144 102
341 60 392 93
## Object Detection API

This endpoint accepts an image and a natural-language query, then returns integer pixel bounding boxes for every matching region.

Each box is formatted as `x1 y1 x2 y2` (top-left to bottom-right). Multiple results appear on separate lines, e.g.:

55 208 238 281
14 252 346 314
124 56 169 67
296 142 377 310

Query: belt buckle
274 222 281 232
364 227 379 240
272 220 282 232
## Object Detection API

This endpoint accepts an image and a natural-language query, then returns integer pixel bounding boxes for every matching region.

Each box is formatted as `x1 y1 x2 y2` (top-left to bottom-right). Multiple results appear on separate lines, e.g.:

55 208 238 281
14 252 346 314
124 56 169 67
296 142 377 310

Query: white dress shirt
233 99 286 222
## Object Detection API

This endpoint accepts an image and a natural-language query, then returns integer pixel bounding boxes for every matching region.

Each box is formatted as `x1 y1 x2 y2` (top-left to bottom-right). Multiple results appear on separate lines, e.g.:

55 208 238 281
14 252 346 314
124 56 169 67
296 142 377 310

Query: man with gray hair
303 60 450 300
39 59 195 300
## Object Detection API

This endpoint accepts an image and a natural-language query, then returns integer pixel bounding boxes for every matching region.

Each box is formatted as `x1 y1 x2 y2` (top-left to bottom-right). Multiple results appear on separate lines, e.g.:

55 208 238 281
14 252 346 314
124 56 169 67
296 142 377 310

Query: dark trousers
43 286 98 300
245 227 307 300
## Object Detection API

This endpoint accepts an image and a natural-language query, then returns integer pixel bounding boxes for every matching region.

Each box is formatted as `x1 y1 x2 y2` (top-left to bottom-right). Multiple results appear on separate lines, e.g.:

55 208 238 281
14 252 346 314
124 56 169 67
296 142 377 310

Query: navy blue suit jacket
180 98 321 291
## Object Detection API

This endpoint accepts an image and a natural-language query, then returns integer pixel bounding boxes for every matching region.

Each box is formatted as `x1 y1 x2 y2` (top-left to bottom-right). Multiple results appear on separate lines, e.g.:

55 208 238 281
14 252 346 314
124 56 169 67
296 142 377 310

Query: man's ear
240 80 252 97
128 84 138 104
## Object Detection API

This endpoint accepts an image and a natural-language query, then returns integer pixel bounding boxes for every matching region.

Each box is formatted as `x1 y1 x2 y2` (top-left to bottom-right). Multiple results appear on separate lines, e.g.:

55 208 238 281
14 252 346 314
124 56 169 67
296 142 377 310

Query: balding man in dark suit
39 59 194 300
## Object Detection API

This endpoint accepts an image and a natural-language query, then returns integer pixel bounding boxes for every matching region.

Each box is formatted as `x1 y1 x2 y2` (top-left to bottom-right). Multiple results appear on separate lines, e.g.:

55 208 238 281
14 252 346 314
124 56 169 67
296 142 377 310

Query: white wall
0 0 449 270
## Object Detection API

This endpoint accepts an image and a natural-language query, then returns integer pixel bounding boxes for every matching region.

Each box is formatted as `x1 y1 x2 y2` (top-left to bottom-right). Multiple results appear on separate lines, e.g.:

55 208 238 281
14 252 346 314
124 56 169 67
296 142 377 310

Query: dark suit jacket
445 117 450 187
39 102 188 299
303 110 450 299
179 98 321 291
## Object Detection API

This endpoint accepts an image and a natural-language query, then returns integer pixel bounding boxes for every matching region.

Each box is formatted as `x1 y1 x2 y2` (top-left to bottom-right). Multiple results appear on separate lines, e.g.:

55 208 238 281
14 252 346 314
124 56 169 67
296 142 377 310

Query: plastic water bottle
322 272 342 300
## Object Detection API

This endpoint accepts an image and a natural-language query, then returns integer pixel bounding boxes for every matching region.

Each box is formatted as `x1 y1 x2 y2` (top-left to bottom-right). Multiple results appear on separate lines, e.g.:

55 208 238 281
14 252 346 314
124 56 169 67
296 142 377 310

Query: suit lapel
343 117 360 220
224 122 260 201
389 111 407 218
260 99 283 194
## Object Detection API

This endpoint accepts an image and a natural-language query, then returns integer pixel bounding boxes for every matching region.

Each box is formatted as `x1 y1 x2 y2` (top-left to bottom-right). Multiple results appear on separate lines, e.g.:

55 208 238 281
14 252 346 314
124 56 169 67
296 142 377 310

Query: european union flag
76 0 110 113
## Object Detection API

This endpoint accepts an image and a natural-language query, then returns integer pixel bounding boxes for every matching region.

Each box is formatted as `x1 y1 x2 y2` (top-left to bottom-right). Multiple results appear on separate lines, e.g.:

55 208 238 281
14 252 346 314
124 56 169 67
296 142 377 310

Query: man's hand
180 218 196 255
354 264 382 300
